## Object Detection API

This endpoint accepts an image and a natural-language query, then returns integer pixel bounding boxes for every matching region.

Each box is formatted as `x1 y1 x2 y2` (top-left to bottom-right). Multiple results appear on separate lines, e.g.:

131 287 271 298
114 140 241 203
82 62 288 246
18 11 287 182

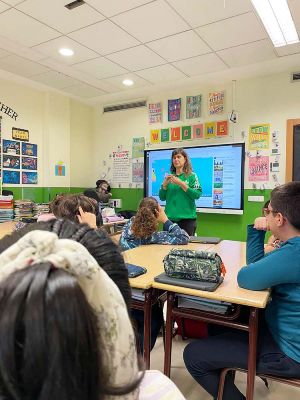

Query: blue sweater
119 218 189 251
238 225 300 363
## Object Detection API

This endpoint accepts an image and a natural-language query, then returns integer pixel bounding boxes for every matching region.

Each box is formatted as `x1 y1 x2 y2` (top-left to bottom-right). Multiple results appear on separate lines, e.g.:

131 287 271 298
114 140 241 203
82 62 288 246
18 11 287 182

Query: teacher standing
159 148 202 236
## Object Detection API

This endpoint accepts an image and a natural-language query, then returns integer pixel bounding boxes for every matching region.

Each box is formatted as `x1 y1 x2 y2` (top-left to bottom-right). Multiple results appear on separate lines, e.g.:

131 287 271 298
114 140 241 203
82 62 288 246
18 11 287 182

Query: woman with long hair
159 148 202 236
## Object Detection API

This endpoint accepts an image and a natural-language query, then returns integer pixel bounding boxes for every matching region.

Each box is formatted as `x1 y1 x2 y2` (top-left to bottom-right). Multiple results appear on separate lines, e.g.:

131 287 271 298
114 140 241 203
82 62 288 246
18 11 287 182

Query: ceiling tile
103 73 150 90
69 20 139 55
0 9 60 47
275 42 300 57
64 83 106 98
288 0 300 31
73 57 127 79
218 39 277 67
167 0 253 28
136 64 186 83
2 0 22 5
0 48 11 58
111 0 189 42
173 53 227 76
0 55 49 77
0 35 45 61
31 71 80 89
16 0 105 34
107 45 166 71
0 1 10 12
196 12 267 51
85 0 153 17
148 30 211 62
33 36 98 65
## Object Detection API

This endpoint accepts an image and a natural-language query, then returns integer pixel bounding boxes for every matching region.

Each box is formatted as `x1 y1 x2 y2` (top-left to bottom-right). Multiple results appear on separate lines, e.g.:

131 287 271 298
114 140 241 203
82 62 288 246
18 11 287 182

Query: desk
122 242 213 368
103 219 128 235
152 240 270 400
0 221 16 239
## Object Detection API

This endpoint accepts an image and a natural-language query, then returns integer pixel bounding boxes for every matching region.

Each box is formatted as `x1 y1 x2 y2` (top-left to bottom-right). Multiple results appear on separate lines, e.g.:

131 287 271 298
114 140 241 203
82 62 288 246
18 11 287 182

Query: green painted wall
4 187 271 241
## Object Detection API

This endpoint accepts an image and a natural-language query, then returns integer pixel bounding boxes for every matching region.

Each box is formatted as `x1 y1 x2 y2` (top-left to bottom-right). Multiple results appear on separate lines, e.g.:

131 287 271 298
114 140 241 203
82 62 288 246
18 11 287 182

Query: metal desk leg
164 292 175 377
143 289 152 369
246 307 259 400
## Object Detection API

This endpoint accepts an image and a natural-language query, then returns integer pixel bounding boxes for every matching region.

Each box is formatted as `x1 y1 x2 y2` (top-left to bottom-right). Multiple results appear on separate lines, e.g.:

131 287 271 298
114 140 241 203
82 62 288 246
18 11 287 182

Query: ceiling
0 0 300 105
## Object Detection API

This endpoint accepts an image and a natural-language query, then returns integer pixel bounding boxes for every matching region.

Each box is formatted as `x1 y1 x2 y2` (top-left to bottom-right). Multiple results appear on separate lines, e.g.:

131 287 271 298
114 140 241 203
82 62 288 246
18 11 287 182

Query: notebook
154 273 223 292
189 236 221 244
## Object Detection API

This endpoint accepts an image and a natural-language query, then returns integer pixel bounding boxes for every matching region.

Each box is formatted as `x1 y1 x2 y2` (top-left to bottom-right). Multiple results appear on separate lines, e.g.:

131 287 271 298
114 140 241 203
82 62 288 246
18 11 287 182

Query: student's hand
77 206 97 229
254 217 269 231
156 205 168 224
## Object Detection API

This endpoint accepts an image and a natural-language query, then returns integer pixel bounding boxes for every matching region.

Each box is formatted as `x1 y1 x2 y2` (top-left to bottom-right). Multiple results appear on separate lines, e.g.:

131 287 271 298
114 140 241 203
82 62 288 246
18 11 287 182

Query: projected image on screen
145 143 244 212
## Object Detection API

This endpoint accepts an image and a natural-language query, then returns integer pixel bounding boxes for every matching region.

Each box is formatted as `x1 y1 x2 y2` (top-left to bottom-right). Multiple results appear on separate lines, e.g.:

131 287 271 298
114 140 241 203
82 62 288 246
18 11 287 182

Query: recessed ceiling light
59 48 74 56
122 79 134 86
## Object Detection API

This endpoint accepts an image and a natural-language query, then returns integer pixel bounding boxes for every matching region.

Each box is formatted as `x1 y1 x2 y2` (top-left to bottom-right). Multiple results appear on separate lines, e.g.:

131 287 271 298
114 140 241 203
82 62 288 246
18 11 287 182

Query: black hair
0 219 131 310
95 180 111 192
270 182 300 230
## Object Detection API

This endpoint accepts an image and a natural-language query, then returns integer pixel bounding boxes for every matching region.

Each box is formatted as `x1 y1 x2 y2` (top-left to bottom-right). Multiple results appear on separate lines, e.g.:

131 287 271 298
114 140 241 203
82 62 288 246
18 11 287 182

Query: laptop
189 236 221 244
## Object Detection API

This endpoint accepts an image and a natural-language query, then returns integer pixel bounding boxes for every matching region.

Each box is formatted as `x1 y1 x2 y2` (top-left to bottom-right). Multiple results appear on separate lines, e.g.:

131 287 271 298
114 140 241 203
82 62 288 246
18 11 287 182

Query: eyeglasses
263 208 279 217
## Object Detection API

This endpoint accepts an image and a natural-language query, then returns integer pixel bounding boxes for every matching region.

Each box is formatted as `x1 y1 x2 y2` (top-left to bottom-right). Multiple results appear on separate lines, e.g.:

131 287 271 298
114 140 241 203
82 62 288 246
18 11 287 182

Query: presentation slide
145 144 244 210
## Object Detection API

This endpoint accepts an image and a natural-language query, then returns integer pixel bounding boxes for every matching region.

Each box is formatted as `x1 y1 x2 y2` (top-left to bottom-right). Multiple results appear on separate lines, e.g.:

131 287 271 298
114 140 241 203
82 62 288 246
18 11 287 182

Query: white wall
92 71 300 189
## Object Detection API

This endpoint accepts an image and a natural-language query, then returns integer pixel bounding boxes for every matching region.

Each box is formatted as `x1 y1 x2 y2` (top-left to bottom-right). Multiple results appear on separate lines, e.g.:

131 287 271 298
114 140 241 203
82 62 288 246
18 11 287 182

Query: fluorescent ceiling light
59 48 74 56
251 0 299 47
122 79 134 86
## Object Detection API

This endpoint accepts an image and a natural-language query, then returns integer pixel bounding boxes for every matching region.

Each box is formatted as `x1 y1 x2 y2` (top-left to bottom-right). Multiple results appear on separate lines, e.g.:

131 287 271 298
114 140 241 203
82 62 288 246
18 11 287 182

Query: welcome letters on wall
0 101 18 120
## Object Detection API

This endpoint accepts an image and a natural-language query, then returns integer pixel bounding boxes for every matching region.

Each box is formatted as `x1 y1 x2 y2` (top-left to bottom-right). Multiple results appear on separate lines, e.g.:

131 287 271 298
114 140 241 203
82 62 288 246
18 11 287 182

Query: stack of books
14 199 34 220
33 203 50 217
0 195 14 222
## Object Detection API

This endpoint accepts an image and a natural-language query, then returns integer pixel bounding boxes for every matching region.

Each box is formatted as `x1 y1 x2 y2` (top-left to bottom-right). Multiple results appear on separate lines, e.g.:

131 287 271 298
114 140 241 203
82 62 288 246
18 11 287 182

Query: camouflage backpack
163 249 226 283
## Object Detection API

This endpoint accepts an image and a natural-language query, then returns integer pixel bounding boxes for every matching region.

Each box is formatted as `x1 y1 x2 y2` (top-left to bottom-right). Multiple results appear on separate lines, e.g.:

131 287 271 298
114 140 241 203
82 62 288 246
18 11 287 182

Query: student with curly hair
119 196 189 251
159 148 202 236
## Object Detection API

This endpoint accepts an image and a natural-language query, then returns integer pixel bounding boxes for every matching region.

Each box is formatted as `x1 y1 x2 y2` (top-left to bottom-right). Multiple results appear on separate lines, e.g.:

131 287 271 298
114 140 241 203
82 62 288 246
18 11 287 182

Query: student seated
119 197 189 352
119 196 189 251
84 179 112 213
183 182 300 400
260 200 282 253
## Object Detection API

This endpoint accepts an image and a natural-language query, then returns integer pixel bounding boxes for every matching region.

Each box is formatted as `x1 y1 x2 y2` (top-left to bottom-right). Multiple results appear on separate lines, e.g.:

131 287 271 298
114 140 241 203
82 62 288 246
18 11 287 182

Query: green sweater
158 172 202 221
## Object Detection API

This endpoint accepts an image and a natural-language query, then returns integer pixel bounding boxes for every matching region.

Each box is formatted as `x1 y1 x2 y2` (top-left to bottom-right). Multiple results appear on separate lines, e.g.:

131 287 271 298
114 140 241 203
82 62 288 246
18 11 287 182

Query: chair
218 367 300 400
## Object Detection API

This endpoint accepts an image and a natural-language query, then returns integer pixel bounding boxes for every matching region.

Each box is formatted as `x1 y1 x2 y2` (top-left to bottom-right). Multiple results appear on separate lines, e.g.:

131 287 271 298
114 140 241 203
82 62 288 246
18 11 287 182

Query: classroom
0 1 299 399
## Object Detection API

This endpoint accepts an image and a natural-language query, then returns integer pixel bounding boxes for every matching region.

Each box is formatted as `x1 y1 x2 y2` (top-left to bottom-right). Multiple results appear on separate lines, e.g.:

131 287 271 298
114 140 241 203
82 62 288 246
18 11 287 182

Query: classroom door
293 125 300 181
286 119 300 182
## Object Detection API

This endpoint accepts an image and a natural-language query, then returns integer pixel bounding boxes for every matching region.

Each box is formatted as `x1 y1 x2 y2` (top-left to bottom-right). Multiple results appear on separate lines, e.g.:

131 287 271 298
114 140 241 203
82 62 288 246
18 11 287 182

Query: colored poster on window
249 124 270 150
204 122 216 138
181 126 191 140
132 161 144 183
217 120 228 137
168 98 181 121
22 142 37 157
171 127 181 141
3 170 20 184
148 102 162 124
22 157 37 170
192 124 203 139
3 139 20 155
22 171 38 184
161 128 169 142
3 155 20 169
186 95 201 119
132 137 145 158
248 156 269 181
208 91 225 115
150 129 160 143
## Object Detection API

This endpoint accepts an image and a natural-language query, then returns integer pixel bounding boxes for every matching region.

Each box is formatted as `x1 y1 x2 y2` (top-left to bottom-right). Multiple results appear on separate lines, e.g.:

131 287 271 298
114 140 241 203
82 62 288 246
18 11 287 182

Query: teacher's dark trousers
177 219 197 236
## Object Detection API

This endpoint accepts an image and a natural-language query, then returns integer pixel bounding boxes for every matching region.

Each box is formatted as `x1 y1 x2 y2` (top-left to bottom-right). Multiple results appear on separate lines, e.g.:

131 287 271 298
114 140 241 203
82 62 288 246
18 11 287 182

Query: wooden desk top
0 221 16 239
152 240 270 308
123 243 213 290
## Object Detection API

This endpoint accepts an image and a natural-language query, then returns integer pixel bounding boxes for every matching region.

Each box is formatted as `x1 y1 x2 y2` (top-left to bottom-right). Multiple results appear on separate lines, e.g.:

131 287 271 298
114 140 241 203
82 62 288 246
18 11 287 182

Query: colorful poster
168 98 181 121
3 155 20 169
161 128 169 142
3 170 20 184
148 102 162 124
132 137 145 158
3 139 20 155
22 171 38 184
12 127 29 141
55 162 65 176
208 91 225 115
204 122 217 138
22 142 37 156
192 124 203 139
217 120 228 137
181 126 191 140
113 150 130 183
132 161 144 183
150 129 160 143
186 95 201 119
22 157 37 170
171 127 181 141
249 124 270 150
248 156 269 181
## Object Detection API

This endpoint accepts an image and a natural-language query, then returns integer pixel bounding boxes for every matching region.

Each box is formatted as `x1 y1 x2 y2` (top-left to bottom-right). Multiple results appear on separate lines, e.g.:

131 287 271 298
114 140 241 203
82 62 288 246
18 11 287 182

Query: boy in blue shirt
184 182 300 400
